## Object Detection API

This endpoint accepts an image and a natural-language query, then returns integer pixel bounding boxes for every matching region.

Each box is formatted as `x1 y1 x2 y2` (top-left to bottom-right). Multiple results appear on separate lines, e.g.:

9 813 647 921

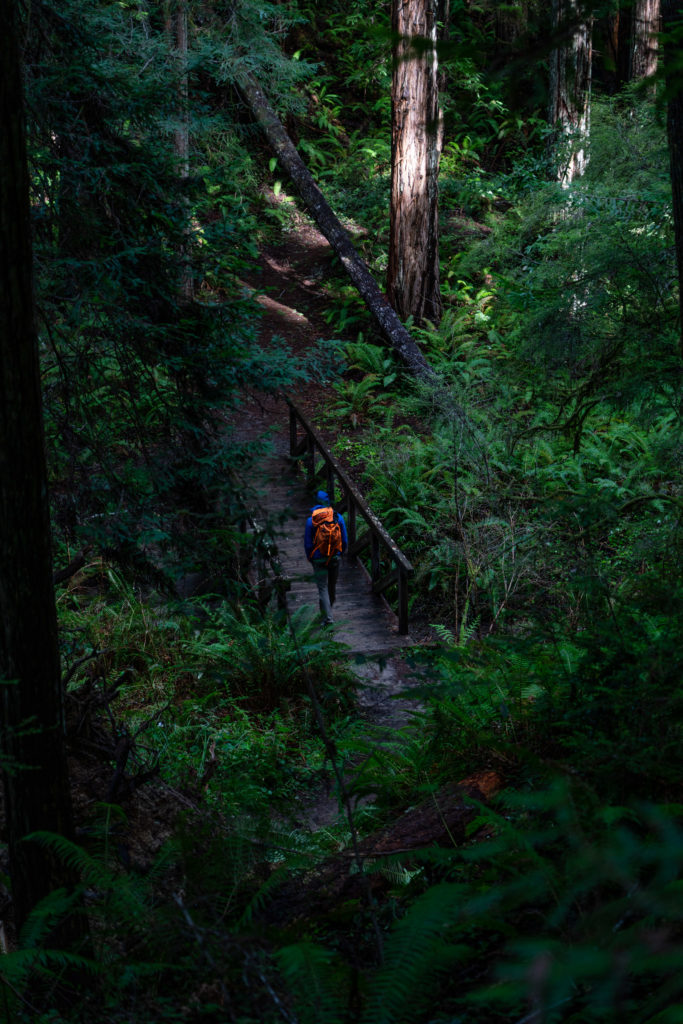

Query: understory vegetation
4 0 683 1021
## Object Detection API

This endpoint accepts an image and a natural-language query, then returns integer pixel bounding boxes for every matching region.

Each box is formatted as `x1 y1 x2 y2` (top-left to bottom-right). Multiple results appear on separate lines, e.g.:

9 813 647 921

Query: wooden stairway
247 397 414 657
256 445 413 657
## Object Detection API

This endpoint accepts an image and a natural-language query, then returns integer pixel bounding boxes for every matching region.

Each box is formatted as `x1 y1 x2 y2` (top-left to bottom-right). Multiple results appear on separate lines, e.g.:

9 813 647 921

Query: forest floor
36 203 497 925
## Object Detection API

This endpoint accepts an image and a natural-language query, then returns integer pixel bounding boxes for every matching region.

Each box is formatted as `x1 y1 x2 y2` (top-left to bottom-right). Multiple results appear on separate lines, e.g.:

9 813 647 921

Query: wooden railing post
306 434 315 482
397 568 408 635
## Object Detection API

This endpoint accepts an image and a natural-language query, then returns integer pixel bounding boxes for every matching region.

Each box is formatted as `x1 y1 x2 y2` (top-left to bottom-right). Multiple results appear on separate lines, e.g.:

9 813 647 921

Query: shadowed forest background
1 0 683 1021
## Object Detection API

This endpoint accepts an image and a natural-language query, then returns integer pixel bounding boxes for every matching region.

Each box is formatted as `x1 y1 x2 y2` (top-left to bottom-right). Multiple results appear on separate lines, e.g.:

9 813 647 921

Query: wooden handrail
287 398 414 634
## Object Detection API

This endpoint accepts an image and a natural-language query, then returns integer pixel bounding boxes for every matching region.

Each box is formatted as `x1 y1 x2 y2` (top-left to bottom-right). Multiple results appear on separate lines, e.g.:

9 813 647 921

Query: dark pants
312 557 340 622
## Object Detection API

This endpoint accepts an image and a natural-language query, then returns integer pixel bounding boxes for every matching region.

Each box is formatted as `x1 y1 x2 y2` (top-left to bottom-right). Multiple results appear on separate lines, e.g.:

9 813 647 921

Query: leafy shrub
180 605 354 712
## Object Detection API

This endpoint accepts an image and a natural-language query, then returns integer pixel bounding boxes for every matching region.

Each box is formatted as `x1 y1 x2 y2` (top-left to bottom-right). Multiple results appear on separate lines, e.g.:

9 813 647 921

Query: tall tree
607 0 660 87
548 0 593 184
632 0 661 79
387 0 443 325
662 0 683 358
0 0 82 935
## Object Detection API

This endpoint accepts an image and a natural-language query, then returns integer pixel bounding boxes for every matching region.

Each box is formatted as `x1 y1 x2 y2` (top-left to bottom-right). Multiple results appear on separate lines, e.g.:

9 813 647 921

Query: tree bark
548 0 593 185
606 6 633 91
662 0 683 359
605 1 660 92
631 0 661 81
0 0 82 935
387 0 443 326
236 72 435 381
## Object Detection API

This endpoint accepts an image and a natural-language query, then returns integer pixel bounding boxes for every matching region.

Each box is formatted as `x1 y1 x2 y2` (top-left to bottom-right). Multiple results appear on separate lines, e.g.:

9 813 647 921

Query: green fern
276 941 350 1024
28 830 164 951
0 884 95 1021
360 883 467 1024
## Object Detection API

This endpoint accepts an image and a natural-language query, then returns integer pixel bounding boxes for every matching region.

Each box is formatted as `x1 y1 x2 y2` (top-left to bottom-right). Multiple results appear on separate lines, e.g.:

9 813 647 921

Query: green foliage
58 570 354 821
0 886 94 1022
362 884 468 1024
276 785 683 1023
277 942 350 1024
27 0 317 589
344 340 398 387
294 0 391 102
180 604 354 711
13 0 683 1020
455 789 683 1023
555 578 683 800
330 341 400 428
5 821 292 1022
206 0 315 106
460 96 677 376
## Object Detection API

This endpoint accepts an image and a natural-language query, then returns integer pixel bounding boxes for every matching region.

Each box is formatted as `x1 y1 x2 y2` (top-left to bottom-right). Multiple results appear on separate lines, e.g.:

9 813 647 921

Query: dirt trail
239 210 429 829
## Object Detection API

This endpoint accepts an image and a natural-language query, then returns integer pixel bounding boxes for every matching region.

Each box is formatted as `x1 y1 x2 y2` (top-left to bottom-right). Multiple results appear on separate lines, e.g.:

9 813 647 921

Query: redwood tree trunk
631 0 661 81
607 5 634 90
548 0 593 184
606 1 660 92
387 0 442 325
0 0 81 934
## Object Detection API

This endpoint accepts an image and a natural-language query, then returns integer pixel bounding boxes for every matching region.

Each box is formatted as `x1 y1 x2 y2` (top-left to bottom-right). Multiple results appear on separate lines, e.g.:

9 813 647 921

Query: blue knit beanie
316 490 330 503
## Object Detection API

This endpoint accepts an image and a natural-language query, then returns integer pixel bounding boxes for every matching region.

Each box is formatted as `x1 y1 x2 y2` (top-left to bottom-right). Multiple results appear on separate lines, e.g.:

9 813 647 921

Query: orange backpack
311 507 342 563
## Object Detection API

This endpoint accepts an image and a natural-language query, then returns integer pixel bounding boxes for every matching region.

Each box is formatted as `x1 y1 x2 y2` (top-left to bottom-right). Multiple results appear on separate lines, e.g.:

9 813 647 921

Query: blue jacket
305 503 348 561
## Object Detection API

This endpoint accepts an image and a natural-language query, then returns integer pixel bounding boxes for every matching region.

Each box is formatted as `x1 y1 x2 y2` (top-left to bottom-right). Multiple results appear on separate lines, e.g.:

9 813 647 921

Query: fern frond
27 830 155 939
277 941 350 1024
0 945 95 988
361 883 467 1024
16 886 80 951
238 863 292 926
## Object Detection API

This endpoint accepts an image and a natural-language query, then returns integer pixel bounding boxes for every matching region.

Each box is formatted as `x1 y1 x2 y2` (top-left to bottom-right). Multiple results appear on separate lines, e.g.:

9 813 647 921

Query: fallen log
236 72 436 382
259 770 503 928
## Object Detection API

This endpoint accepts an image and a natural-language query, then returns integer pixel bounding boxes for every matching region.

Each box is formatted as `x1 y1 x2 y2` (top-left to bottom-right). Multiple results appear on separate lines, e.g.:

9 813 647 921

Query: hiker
304 490 348 625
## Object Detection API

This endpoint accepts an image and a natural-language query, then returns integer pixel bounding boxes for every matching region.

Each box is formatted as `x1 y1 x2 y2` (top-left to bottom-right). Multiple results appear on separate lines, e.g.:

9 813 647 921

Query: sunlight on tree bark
387 0 443 324
548 0 593 186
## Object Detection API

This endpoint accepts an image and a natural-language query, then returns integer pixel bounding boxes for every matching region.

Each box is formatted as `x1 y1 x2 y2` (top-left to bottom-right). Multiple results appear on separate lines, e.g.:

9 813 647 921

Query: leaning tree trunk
0 0 84 938
548 0 593 185
236 73 435 380
387 0 442 326
662 0 683 359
